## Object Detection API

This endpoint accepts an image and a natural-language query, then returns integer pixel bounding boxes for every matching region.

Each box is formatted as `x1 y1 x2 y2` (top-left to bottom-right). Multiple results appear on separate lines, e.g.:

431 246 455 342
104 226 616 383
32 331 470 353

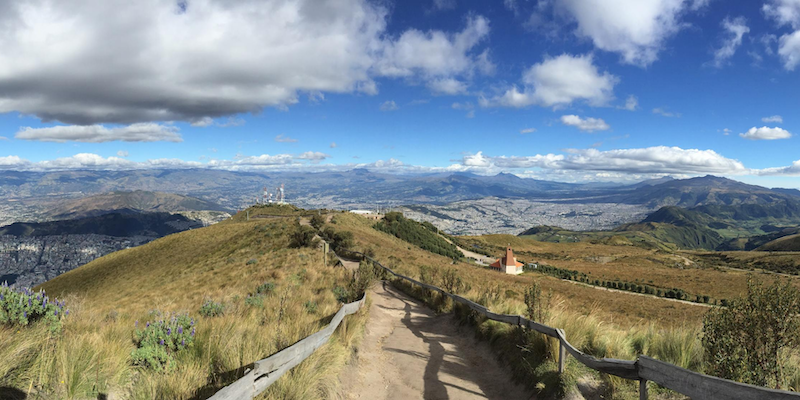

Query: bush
702 277 800 388
199 300 225 317
332 286 350 303
0 283 68 332
524 281 551 323
310 214 326 230
441 268 469 294
245 295 265 308
374 212 461 259
304 301 318 314
131 312 195 372
246 258 257 265
290 225 319 248
256 282 276 295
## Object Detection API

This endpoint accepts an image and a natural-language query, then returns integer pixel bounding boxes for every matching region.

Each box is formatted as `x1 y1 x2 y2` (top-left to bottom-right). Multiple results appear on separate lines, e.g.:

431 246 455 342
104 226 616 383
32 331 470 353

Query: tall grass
1 217 369 399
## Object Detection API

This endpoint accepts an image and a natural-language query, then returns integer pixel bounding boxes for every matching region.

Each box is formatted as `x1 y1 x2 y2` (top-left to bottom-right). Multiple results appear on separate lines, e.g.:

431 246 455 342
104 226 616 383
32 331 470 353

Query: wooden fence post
557 329 566 374
639 379 648 400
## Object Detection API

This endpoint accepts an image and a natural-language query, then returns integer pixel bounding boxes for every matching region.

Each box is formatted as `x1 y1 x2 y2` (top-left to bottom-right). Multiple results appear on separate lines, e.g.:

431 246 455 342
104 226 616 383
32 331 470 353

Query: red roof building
490 246 524 275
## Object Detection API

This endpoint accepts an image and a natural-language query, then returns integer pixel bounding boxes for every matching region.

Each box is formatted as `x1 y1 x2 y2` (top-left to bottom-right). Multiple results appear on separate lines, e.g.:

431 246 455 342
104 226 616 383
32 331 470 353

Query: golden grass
1 216 368 399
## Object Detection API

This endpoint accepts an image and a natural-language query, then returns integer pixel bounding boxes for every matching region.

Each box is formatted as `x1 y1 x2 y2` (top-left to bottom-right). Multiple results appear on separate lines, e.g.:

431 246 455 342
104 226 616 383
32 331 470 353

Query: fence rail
208 248 800 400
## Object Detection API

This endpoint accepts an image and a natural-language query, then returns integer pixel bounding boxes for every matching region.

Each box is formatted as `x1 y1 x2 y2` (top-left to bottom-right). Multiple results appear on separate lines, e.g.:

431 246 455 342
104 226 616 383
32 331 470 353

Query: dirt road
340 282 531 400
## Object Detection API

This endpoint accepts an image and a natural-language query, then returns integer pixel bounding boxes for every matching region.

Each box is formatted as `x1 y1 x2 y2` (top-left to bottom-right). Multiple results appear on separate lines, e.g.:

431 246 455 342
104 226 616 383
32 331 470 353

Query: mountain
0 212 195 237
756 233 800 252
44 190 229 220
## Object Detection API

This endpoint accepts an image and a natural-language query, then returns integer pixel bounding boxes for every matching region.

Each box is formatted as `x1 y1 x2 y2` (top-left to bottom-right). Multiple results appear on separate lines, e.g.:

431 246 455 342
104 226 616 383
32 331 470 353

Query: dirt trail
340 282 532 400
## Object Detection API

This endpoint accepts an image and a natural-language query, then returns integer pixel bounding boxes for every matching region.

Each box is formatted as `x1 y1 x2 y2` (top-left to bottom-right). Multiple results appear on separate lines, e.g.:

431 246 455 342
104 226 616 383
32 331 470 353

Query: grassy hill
45 190 229 220
1 209 365 399
0 212 192 237
756 233 800 252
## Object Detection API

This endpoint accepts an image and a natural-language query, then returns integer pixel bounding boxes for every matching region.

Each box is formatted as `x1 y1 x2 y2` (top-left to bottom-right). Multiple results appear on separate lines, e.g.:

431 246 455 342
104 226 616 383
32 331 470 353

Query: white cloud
557 0 698 66
380 100 399 111
620 95 638 111
520 128 537 134
0 1 495 125
481 54 617 108
432 0 456 10
757 159 800 176
15 123 182 143
457 146 749 175
296 151 330 162
274 134 298 143
330 142 337 148
740 126 793 140
778 30 800 70
653 107 680 117
762 115 784 123
117 150 129 157
722 128 732 136
376 15 492 91
763 0 800 29
427 78 468 95
0 156 28 168
0 136 7 141
560 115 610 132
711 17 749 68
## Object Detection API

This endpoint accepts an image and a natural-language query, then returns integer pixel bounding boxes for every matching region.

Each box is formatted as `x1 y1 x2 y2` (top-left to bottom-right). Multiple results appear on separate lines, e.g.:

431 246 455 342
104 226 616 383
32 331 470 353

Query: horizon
1 0 800 189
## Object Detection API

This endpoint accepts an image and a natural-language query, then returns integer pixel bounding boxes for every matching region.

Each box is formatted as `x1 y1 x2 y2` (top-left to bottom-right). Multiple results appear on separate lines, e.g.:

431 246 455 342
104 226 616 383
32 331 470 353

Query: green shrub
524 281 551 323
374 212 461 259
332 286 350 303
0 283 68 332
304 301 318 314
310 214 326 230
256 282 276 295
290 225 319 248
245 295 265 308
441 268 469 294
131 312 195 372
199 300 225 317
703 277 800 388
246 258 257 265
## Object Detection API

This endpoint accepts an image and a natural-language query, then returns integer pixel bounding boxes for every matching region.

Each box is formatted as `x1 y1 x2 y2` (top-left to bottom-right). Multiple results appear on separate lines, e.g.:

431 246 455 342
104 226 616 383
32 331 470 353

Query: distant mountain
0 212 194 237
756 233 800 252
44 190 229 220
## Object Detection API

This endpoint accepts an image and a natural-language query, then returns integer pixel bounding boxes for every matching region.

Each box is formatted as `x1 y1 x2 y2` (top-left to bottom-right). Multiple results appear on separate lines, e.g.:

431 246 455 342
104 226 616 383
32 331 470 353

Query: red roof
490 247 523 269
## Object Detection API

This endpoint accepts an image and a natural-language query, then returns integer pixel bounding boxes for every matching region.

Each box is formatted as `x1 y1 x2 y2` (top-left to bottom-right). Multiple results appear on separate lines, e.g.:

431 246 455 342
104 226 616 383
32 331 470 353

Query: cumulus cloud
480 54 617 108
117 150 129 157
620 95 638 111
380 100 399 111
557 0 700 66
740 126 793 140
653 107 680 117
0 1 493 125
763 0 800 70
456 146 749 175
520 128 537 134
296 151 330 162
711 17 749 68
274 134 298 143
560 115 610 132
762 115 784 123
15 123 182 143
427 78 468 95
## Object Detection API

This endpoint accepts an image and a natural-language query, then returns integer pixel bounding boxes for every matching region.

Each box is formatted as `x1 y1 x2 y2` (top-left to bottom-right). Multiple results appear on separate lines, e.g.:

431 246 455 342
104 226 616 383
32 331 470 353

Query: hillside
0 212 193 237
0 210 366 399
756 233 800 252
44 190 229 220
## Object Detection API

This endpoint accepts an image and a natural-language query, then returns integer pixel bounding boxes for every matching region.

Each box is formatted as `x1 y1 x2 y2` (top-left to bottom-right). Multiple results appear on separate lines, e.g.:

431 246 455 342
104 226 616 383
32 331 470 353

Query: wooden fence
208 249 800 400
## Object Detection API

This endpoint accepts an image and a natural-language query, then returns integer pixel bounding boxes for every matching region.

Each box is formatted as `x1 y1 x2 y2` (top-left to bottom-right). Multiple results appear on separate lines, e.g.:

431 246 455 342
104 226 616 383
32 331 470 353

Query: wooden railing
208 295 366 399
208 249 800 399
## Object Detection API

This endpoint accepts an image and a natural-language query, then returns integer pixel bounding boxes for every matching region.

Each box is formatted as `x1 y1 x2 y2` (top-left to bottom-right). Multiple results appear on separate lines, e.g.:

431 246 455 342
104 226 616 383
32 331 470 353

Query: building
490 246 524 275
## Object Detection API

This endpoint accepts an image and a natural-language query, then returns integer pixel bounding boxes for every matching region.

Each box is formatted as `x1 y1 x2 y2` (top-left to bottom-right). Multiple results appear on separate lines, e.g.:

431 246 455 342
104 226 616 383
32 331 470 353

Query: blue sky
1 0 799 187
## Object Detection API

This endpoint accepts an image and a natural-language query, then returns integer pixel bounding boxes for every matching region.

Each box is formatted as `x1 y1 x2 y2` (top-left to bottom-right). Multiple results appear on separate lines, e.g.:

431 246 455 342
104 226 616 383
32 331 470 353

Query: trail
340 282 532 400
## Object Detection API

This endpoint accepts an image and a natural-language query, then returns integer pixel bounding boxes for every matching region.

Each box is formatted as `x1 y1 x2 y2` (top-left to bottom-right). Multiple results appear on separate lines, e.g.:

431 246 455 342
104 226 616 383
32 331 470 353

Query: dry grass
1 216 368 399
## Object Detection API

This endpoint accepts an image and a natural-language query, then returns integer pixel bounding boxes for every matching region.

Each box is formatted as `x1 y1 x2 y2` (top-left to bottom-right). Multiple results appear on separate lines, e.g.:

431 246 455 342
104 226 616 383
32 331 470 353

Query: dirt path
340 282 532 400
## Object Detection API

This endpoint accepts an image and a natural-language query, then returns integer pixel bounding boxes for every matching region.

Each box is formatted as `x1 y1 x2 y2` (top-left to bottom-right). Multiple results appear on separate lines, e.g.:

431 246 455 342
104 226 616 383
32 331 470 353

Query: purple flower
181 339 185 346
190 319 194 326
23 311 27 318
146 322 150 328
177 326 183 334
167 328 171 336
54 309 58 316
135 321 138 327
65 309 69 316
160 339 164 346
191 328 195 337
28 298 31 307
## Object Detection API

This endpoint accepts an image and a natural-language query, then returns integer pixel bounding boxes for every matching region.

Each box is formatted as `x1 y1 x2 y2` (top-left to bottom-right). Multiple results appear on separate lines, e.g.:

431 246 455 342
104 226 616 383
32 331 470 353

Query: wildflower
167 328 171 336
191 328 195 337
146 322 150 328
135 321 138 327
177 326 183 334
23 311 26 318
65 310 69 316
54 309 58 316
160 339 164 346
181 339 185 346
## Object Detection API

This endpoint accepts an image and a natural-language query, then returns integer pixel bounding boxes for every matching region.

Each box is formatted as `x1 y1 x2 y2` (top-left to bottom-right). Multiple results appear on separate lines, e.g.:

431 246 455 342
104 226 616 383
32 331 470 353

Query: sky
1 0 800 187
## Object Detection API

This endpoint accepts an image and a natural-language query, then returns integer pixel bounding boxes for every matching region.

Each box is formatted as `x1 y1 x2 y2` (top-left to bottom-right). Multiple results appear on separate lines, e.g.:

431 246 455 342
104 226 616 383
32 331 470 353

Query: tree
289 225 319 248
702 277 800 388
310 214 326 230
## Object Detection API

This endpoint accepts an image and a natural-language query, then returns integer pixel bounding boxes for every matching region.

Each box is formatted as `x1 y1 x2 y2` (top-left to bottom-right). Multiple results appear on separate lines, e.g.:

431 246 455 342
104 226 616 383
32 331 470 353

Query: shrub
199 300 225 317
256 282 276 295
332 286 350 303
441 268 469 294
0 283 68 332
131 312 195 372
246 258 257 265
304 301 318 314
702 277 800 388
310 214 326 230
374 212 461 259
244 295 265 308
290 225 319 248
524 281 551 323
